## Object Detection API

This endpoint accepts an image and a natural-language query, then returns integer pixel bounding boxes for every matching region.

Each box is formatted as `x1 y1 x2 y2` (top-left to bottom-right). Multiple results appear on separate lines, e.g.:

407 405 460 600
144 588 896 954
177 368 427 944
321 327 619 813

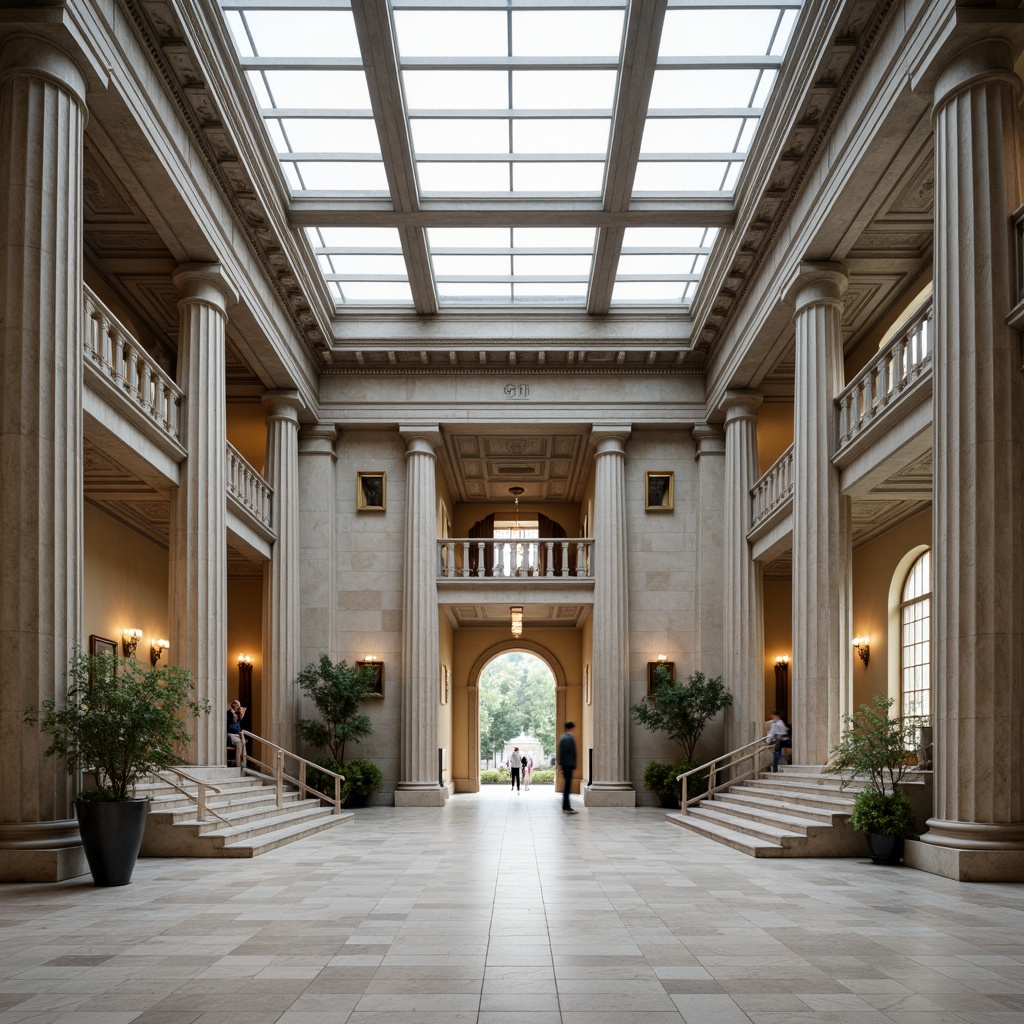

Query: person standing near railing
764 711 790 773
227 700 247 768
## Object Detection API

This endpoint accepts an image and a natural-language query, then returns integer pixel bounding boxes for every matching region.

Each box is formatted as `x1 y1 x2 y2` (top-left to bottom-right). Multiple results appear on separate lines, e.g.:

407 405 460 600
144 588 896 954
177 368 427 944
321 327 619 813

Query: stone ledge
905 839 1024 882
0 846 89 883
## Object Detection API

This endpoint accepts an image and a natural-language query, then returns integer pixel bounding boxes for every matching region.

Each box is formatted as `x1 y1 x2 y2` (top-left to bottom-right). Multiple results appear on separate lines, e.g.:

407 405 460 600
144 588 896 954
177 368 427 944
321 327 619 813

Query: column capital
399 424 441 456
933 38 1021 113
262 390 304 423
785 261 848 314
720 390 763 426
172 263 238 313
692 424 725 459
592 424 630 457
0 35 88 112
298 425 337 459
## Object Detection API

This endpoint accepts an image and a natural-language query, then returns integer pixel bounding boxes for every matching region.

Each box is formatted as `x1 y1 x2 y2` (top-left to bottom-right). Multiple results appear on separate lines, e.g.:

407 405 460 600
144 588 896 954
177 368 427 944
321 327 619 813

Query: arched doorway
466 640 568 792
479 651 556 774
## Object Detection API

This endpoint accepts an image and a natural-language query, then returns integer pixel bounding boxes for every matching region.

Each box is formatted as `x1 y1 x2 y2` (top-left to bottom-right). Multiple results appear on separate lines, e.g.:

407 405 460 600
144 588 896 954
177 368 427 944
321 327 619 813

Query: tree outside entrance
479 651 555 768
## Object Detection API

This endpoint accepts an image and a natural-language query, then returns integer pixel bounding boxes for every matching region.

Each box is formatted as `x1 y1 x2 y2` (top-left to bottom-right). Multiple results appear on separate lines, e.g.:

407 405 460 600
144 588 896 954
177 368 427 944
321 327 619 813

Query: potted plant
24 650 209 886
825 693 917 864
296 655 378 805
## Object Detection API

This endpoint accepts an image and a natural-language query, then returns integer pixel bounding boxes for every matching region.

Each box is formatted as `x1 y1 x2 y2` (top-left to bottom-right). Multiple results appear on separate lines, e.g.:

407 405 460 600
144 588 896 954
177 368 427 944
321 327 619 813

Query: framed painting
647 660 675 698
358 660 384 698
645 471 674 511
357 472 386 512
88 634 118 685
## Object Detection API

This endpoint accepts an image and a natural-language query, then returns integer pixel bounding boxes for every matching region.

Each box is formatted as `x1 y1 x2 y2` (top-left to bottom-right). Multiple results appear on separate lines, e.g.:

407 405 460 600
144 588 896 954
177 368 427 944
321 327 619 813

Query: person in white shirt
764 711 790 773
524 754 533 790
507 746 523 792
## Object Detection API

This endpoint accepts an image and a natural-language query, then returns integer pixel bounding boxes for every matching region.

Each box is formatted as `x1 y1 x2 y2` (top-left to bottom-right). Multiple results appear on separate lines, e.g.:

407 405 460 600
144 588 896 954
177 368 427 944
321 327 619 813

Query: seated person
227 699 246 767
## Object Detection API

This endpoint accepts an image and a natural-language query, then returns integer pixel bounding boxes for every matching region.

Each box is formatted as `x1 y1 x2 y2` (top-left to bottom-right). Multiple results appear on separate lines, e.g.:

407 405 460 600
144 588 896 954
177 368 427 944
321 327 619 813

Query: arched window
900 550 931 746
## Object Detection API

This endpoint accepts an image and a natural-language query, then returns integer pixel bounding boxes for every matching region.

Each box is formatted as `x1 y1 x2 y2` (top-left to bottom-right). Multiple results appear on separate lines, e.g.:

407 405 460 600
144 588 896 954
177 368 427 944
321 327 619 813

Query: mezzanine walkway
3 786 1023 1024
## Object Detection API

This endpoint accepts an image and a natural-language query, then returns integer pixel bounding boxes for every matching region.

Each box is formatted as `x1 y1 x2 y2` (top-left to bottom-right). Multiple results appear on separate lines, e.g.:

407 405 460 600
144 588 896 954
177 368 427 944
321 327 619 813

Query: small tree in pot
825 693 916 863
24 651 210 886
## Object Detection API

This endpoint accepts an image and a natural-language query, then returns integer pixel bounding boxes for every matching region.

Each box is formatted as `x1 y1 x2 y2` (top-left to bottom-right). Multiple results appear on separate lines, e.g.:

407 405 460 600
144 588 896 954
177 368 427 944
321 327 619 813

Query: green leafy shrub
296 656 377 764
849 789 915 836
24 651 210 801
343 758 382 797
630 669 733 761
480 769 509 784
530 769 555 784
644 759 708 801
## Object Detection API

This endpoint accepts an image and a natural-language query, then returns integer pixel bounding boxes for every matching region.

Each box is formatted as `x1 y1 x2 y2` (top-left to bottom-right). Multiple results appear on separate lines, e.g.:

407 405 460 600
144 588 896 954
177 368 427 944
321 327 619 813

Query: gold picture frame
584 664 592 706
358 661 384 698
440 664 449 705
357 472 386 512
647 661 675 697
645 471 674 511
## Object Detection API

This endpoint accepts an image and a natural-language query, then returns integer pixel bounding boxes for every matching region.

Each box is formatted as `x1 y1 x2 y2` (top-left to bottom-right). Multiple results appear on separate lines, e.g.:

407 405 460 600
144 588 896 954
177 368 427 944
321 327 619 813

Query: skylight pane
513 120 611 155
648 70 761 109
328 255 408 276
418 163 510 193
393 11 507 58
515 228 596 249
613 226 718 306
438 282 512 301
641 118 745 155
281 118 381 155
513 71 617 110
403 70 508 110
412 119 510 155
612 282 684 303
660 10 781 58
433 255 512 277
260 70 372 110
512 162 603 193
243 10 360 59
618 254 697 276
634 161 731 193
514 283 588 302
622 227 714 249
514 255 592 276
295 161 390 191
318 227 403 248
511 10 625 58
306 227 410 308
428 228 511 249
342 282 414 303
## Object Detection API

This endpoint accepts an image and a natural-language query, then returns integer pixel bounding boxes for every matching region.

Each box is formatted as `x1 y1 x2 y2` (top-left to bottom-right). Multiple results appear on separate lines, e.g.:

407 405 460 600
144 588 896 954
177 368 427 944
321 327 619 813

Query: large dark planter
658 792 680 809
75 799 149 886
343 791 369 809
865 832 904 865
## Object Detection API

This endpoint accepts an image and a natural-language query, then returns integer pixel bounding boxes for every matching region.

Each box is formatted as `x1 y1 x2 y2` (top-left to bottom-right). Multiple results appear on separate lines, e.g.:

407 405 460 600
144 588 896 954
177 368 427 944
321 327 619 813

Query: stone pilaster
262 392 304 748
298 426 337 673
0 37 88 882
586 425 635 807
394 426 445 806
169 264 235 765
692 425 725 682
787 263 852 766
906 40 1024 882
721 392 764 750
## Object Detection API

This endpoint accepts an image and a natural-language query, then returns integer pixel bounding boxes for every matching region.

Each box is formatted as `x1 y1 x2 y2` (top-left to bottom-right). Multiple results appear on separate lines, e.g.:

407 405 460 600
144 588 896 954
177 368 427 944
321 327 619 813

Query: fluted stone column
0 37 88 882
721 392 765 750
262 392 303 748
395 426 445 806
298 426 337 674
693 426 725 681
787 263 852 766
586 426 635 807
906 40 1024 882
169 264 235 765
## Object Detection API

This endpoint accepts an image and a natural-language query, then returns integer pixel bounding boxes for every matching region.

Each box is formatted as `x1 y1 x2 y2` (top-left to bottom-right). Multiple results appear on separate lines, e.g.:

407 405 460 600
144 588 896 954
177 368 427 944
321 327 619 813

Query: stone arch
467 640 567 791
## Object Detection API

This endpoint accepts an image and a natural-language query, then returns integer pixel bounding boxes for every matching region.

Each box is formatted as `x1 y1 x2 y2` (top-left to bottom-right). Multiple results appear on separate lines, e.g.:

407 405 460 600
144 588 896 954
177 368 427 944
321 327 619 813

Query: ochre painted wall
226 401 268 473
762 577 793 721
227 578 263 734
757 401 794 472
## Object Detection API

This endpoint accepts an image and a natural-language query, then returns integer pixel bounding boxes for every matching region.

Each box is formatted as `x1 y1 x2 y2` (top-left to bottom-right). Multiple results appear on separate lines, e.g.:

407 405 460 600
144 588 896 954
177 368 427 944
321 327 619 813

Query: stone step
219 812 353 858
666 811 786 858
151 791 314 830
723 783 859 815
685 803 821 844
710 792 849 829
199 801 338 845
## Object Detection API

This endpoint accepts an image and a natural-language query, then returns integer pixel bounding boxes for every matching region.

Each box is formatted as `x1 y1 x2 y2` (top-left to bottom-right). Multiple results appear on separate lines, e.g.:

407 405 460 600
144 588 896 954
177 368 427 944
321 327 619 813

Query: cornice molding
319 366 705 377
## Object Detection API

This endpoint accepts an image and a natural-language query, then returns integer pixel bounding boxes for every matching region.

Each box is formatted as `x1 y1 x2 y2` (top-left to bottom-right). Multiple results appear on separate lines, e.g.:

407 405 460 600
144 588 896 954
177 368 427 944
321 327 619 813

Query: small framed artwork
88 634 118 686
584 665 592 706
647 661 675 697
439 664 449 705
358 661 384 698
646 471 674 511
357 472 386 512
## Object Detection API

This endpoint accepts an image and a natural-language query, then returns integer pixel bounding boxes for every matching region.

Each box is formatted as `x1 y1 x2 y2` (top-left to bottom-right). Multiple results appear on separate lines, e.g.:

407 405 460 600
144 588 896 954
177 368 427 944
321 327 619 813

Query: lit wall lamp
657 653 668 663
238 654 253 669
774 655 789 668
510 606 524 639
150 639 169 666
853 636 870 666
121 628 143 658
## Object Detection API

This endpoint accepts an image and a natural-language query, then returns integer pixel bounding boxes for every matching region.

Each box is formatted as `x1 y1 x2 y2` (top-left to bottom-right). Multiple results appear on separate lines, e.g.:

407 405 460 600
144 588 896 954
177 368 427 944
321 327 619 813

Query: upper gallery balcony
437 537 593 581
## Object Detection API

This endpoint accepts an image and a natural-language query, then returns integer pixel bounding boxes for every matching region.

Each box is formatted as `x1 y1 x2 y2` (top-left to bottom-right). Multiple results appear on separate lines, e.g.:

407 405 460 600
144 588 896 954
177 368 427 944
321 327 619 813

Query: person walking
764 710 790 773
508 746 523 792
558 722 577 814
524 754 533 790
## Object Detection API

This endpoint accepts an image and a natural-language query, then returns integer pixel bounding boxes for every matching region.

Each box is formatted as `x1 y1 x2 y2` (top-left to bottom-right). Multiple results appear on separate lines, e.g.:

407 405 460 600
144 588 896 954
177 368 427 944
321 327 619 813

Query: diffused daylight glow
220 0 801 309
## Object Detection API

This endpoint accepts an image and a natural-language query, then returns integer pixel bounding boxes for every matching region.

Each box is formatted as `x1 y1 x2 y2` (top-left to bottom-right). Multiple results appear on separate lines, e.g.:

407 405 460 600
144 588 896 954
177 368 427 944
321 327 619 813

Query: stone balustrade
750 444 794 529
437 538 593 579
836 299 932 450
227 441 272 529
83 286 183 442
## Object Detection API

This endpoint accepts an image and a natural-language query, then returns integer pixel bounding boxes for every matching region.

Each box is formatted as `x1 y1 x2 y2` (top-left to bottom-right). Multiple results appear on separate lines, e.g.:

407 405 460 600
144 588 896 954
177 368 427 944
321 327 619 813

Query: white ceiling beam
588 0 668 316
350 0 437 314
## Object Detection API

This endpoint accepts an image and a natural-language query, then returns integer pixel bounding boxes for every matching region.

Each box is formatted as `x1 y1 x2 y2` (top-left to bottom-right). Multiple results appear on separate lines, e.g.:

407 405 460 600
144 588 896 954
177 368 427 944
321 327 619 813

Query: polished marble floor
3 785 1024 1024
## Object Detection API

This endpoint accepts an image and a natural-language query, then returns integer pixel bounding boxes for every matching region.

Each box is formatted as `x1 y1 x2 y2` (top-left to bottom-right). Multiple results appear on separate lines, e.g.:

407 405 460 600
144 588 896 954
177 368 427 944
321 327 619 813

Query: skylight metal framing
220 0 802 315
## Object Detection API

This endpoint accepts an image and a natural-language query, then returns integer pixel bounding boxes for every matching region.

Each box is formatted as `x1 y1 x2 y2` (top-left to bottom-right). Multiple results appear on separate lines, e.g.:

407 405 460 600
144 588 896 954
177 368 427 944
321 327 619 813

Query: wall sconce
657 653 668 663
121 628 143 658
150 639 169 666
238 654 253 669
774 655 789 668
853 636 870 666
510 606 524 639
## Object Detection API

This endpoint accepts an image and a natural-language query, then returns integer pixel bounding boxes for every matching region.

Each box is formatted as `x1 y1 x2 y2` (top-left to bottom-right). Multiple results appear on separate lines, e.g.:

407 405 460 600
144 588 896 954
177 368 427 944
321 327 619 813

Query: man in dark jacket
557 722 577 814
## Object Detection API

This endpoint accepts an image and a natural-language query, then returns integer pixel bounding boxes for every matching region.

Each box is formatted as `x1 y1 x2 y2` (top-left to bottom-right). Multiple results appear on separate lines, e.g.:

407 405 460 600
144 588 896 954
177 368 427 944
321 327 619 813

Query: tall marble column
297 426 337 675
262 392 303 748
692 426 725 682
787 263 852 766
169 264 235 765
907 40 1024 882
0 37 88 882
586 425 635 806
395 426 445 806
721 392 765 750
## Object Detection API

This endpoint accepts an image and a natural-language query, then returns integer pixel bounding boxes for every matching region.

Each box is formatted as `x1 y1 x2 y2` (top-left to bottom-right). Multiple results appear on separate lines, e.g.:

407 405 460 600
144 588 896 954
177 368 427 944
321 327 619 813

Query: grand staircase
139 739 355 859
666 765 866 858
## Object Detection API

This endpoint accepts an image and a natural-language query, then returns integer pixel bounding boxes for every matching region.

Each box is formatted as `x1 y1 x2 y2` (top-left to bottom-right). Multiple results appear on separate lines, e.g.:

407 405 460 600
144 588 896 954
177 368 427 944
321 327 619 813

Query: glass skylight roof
220 0 802 311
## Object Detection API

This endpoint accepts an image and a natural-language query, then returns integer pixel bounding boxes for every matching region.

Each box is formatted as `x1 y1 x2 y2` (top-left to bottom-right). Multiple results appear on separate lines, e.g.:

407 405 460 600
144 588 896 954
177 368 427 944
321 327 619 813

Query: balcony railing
751 444 794 529
227 442 272 529
83 286 183 443
438 538 593 579
837 299 932 449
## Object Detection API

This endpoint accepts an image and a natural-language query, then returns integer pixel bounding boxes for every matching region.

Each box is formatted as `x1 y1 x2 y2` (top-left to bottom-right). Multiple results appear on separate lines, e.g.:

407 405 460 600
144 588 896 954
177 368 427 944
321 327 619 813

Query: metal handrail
676 738 774 815
241 731 346 814
155 766 232 826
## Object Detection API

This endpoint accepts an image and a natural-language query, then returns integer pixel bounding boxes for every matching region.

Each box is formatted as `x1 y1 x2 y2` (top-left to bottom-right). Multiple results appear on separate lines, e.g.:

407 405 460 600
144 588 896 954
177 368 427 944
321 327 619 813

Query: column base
905 839 1024 882
583 783 636 808
393 784 448 807
0 820 89 882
